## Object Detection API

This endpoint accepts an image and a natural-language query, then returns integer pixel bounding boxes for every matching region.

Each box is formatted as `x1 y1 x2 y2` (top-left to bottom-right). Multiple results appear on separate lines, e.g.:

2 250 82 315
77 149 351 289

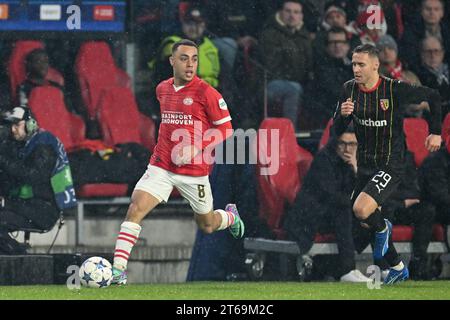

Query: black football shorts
352 166 403 206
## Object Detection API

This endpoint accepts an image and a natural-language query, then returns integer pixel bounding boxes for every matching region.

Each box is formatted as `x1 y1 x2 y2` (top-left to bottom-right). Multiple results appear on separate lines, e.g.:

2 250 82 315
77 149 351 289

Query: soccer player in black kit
333 44 442 284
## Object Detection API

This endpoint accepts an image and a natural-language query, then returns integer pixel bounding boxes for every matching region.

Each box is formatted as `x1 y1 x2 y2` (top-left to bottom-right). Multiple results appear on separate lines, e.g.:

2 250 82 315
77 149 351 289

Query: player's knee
353 202 372 220
126 201 147 223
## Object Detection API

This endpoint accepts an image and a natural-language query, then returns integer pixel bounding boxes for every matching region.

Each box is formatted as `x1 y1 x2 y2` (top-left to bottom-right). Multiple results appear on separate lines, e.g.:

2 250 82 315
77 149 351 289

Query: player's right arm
340 98 355 117
332 83 353 136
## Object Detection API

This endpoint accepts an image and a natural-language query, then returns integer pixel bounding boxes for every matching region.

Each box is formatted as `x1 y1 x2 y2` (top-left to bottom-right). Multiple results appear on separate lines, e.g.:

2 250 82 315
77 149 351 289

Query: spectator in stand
380 0 405 40
203 0 275 71
376 35 429 117
416 36 450 119
400 0 450 73
419 136 450 230
259 0 313 131
305 27 353 127
377 35 421 84
17 49 74 112
283 125 370 282
347 1 387 46
313 2 361 59
417 136 450 278
148 6 220 90
202 0 278 130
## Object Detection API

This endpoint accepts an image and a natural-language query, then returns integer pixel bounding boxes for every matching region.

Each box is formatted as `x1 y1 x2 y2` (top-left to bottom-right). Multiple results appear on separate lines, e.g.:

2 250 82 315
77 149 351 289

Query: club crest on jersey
183 97 194 106
379 99 389 111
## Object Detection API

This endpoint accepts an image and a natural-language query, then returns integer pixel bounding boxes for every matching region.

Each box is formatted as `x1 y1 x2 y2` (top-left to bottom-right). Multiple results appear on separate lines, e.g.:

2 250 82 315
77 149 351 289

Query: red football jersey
150 76 232 176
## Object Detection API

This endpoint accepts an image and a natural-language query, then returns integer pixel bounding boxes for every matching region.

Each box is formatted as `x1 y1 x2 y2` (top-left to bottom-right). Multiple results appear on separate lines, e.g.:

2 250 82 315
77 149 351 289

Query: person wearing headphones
0 106 76 234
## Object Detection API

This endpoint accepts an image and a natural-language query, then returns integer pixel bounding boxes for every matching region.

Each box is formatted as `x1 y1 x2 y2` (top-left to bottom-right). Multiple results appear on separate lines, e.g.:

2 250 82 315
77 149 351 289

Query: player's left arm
202 87 234 151
395 81 442 152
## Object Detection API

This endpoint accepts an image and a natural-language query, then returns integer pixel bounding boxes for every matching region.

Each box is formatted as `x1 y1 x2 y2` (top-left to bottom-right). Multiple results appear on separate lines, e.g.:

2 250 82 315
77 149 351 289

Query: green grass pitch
1 281 450 300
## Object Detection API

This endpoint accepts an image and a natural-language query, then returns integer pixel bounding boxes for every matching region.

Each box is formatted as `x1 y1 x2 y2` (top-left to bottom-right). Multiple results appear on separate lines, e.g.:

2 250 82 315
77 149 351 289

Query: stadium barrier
243 232 449 280
75 197 189 246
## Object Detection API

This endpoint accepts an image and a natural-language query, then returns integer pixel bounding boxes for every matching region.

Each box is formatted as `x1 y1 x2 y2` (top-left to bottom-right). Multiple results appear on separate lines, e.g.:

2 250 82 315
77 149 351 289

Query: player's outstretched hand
340 98 354 117
425 134 442 152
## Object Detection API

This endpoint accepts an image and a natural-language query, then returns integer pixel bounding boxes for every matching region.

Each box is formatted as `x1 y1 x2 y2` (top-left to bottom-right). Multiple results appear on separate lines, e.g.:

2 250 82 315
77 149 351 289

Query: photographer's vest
148 35 220 88
13 130 77 210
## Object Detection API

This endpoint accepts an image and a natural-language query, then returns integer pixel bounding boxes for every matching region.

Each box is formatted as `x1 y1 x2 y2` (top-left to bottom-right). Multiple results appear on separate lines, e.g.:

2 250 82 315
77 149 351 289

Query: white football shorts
134 164 213 214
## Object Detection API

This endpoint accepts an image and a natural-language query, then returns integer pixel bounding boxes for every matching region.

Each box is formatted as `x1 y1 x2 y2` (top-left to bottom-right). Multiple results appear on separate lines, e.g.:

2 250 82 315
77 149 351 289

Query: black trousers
0 198 59 232
286 206 356 277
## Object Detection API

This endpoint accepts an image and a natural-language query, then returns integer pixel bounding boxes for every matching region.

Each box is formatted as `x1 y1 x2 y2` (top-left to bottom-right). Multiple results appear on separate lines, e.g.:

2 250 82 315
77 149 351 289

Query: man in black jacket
304 26 353 128
283 125 369 282
420 140 450 279
416 36 450 119
0 106 76 234
259 0 313 131
400 0 450 73
419 137 450 225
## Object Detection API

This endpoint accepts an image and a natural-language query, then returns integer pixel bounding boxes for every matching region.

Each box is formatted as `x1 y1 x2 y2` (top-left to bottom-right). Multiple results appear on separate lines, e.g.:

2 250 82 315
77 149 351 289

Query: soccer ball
79 256 113 288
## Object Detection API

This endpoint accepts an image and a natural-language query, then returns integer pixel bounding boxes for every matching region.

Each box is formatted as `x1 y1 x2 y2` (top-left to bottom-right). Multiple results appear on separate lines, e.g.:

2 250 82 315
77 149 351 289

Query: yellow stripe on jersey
387 79 394 165
364 92 367 163
374 85 379 167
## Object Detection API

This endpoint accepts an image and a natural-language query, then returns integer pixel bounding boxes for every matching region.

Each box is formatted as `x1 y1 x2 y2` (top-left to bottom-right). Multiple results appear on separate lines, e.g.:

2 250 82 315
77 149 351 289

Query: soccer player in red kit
111 39 245 284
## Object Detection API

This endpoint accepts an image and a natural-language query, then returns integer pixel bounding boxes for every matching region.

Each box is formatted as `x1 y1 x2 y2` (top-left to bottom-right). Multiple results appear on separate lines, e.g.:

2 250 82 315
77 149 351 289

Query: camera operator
0 106 76 238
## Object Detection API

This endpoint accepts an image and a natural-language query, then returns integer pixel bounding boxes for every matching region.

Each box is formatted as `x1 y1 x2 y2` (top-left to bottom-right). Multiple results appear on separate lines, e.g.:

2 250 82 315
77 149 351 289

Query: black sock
383 236 401 267
361 209 386 232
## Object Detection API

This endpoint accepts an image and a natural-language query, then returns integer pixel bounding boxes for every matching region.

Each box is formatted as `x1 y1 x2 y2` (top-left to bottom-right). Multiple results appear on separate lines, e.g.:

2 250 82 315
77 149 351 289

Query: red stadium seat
403 118 429 167
97 87 141 145
8 40 64 104
256 118 313 239
392 224 445 242
115 67 132 89
97 87 156 150
27 86 129 198
318 118 334 150
75 41 119 119
297 144 314 188
139 113 157 152
28 86 82 149
442 113 450 142
314 233 336 243
76 183 129 198
432 224 446 242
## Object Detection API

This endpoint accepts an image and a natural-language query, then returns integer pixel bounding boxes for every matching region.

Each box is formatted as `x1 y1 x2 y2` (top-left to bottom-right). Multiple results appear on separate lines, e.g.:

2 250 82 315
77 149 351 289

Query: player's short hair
353 44 380 59
172 39 198 55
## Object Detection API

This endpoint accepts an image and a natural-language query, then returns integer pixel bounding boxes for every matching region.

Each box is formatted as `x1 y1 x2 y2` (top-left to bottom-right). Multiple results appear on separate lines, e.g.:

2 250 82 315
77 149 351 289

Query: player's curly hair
172 39 198 54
